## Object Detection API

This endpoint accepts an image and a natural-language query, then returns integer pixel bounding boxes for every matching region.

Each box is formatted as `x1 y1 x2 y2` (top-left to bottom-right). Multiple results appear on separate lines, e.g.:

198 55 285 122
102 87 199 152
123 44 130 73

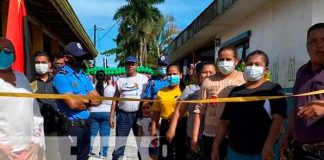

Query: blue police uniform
53 65 94 119
145 77 169 99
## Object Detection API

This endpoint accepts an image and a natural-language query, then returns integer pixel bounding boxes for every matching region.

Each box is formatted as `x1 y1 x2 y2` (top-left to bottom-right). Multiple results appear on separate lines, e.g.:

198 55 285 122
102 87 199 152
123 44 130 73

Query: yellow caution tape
0 89 323 103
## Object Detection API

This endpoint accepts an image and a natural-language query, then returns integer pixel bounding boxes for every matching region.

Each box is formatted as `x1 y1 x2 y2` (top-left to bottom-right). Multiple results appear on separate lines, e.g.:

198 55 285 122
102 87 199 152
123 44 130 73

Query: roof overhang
168 0 269 63
26 0 98 58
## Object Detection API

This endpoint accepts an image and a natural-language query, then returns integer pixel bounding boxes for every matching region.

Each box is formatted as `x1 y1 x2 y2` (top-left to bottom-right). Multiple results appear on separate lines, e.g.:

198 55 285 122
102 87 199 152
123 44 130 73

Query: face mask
35 64 49 75
54 64 65 71
217 60 235 75
0 51 14 70
158 66 167 75
244 65 264 81
167 75 180 86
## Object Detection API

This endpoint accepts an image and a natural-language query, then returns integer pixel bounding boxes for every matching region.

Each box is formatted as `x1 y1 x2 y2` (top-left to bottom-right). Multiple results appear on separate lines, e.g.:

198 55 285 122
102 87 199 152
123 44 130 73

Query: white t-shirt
117 73 148 112
137 117 151 136
90 83 115 112
0 71 44 152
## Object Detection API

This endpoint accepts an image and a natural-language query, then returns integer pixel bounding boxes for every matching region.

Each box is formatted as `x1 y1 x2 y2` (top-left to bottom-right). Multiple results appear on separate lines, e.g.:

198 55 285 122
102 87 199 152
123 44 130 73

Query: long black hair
166 64 186 91
95 70 106 96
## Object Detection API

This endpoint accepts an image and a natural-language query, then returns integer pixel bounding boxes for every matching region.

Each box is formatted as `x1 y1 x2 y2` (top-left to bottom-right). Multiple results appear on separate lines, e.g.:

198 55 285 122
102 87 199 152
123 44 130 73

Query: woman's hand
166 128 176 143
0 144 18 160
262 143 274 160
25 142 40 160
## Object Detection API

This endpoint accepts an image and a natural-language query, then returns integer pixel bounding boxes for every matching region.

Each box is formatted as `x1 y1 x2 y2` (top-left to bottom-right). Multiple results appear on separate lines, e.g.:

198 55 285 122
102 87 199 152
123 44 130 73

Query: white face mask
217 60 235 75
244 65 264 81
35 64 49 75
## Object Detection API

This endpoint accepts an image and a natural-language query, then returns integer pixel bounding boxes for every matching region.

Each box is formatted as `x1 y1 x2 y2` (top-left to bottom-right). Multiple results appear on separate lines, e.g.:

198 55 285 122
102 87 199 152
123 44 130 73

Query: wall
217 0 323 88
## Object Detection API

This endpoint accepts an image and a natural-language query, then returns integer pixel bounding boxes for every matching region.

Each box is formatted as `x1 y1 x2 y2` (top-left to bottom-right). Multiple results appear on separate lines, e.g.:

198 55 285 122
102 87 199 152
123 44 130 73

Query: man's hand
262 142 274 160
297 101 324 119
0 144 18 160
166 128 175 143
109 115 115 128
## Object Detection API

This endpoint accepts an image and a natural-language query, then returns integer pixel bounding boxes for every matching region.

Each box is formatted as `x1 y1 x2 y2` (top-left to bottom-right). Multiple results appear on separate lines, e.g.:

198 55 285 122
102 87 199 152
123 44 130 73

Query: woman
151 64 186 160
192 46 246 160
89 71 115 159
0 38 44 159
166 61 216 160
212 50 287 160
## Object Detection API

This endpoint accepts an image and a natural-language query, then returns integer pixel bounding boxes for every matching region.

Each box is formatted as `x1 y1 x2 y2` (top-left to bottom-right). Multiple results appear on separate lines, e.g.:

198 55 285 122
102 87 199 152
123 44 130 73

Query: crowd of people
0 23 323 160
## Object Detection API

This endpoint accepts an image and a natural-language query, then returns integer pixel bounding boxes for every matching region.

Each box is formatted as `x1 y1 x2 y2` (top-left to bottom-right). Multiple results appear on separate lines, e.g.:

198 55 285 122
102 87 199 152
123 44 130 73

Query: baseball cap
158 55 169 66
65 42 87 57
125 56 137 63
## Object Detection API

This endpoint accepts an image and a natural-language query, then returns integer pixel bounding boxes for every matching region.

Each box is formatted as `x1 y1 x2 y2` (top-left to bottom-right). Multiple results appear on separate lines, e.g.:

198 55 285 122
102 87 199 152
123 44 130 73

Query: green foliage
85 66 158 77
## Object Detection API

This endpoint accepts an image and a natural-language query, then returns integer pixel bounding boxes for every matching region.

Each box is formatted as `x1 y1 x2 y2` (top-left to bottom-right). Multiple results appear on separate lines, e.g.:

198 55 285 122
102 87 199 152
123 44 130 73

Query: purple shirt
292 62 324 144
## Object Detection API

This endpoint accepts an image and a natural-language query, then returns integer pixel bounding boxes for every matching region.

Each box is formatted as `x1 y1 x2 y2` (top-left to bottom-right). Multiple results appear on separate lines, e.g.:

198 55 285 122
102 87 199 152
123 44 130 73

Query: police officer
145 55 170 99
31 51 60 160
53 42 101 160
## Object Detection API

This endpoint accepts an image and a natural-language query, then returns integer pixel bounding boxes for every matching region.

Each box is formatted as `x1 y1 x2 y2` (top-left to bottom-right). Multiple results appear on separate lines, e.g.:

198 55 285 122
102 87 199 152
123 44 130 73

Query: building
1 0 97 80
166 0 324 89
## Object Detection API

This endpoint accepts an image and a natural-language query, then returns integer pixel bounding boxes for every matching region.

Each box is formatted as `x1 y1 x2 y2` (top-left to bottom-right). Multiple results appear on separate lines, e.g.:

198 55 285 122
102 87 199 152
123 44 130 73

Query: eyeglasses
0 48 14 54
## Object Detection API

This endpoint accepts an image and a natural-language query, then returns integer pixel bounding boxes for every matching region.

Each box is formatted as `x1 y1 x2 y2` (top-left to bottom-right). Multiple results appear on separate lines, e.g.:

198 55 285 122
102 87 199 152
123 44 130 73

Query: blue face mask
0 51 14 70
167 75 180 86
158 66 167 76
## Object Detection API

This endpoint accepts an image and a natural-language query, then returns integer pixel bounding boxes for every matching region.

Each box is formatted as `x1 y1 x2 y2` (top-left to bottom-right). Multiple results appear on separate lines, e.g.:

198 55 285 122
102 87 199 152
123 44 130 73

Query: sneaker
99 156 106 159
89 152 96 156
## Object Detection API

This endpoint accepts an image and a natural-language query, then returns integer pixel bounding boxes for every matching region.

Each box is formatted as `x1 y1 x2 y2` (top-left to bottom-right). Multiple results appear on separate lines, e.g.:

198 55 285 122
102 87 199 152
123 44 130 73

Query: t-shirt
137 117 152 136
152 86 182 120
179 84 203 138
0 71 44 152
292 62 324 143
90 83 115 112
194 71 245 137
221 81 287 154
117 73 148 112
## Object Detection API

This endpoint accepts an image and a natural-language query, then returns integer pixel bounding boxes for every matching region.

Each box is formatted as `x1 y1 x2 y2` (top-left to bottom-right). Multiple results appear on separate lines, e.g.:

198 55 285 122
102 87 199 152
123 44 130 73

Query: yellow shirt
152 86 182 120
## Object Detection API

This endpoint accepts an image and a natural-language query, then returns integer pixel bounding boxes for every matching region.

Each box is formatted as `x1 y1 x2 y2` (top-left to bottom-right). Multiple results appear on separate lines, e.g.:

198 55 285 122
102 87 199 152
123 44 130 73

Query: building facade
166 0 324 89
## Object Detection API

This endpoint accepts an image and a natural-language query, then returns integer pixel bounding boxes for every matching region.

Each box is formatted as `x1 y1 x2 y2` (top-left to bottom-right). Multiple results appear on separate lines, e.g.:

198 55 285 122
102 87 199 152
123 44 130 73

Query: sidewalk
89 128 139 160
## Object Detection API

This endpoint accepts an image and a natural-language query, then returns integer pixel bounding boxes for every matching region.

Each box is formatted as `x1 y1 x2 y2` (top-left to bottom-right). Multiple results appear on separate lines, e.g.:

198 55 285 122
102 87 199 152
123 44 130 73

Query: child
137 101 159 160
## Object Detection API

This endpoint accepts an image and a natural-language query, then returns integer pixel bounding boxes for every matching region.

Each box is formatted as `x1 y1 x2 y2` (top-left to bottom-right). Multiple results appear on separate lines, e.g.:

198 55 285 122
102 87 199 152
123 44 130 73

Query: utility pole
93 25 97 67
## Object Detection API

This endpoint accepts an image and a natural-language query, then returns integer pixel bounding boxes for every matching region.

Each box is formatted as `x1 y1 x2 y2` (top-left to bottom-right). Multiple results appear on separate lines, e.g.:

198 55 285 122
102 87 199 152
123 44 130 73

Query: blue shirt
53 65 94 120
144 77 169 99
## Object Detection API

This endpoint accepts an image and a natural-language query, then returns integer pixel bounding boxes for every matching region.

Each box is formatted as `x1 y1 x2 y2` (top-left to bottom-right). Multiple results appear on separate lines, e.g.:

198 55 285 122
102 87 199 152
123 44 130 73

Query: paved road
89 128 139 160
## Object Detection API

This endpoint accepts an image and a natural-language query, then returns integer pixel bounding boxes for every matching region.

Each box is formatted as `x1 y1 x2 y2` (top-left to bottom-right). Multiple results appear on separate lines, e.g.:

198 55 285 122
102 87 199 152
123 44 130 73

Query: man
31 51 60 160
53 42 101 160
52 51 66 74
109 56 149 160
145 55 170 99
280 23 324 160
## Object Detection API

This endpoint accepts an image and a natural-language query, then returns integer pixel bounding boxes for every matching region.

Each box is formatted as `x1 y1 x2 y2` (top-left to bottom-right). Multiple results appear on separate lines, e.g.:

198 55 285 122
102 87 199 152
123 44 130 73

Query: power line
96 19 121 43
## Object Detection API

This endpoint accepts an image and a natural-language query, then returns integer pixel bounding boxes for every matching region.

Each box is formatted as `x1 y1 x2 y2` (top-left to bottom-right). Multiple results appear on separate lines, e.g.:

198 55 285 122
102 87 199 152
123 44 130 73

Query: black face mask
67 56 84 70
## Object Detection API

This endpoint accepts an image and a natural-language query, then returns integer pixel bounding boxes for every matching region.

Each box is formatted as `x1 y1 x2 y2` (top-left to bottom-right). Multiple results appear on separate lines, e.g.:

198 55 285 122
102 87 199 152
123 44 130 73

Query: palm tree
113 0 164 65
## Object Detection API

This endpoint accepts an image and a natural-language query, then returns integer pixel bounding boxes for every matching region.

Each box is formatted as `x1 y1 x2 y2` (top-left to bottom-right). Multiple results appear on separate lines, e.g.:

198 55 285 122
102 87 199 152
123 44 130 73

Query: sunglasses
0 48 14 54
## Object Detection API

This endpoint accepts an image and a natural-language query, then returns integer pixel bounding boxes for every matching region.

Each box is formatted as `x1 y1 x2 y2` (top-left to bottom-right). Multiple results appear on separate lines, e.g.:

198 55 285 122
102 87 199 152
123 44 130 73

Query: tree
102 0 179 67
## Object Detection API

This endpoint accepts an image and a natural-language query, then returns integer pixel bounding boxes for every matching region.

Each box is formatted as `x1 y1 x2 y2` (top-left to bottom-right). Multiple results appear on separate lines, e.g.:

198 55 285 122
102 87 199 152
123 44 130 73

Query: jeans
90 112 111 157
227 146 262 160
112 110 140 160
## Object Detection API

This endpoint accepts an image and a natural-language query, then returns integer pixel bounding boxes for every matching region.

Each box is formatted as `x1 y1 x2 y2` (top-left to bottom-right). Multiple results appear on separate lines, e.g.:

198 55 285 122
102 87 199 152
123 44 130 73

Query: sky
68 0 213 67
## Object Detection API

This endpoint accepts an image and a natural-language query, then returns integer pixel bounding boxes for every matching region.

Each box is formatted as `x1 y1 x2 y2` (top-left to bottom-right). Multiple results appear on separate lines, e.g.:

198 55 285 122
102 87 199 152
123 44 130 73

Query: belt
296 141 324 152
67 119 90 127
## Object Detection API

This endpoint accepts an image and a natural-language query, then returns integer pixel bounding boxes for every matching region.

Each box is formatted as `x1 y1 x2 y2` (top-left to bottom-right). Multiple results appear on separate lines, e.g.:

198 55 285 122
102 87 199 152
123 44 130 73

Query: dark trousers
112 110 140 160
159 118 187 160
58 123 90 160
292 142 324 160
203 135 227 160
